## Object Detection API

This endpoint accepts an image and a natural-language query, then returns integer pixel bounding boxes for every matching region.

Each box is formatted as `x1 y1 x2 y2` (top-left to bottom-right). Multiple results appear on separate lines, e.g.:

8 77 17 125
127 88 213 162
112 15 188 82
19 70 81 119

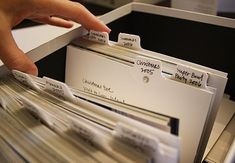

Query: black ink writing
120 36 137 42
176 68 191 77
174 68 205 88
90 32 105 38
191 72 204 81
141 68 154 75
123 42 133 47
137 60 160 69
82 78 114 93
103 85 114 93
189 79 202 87
82 79 102 89
46 81 62 90
175 73 187 83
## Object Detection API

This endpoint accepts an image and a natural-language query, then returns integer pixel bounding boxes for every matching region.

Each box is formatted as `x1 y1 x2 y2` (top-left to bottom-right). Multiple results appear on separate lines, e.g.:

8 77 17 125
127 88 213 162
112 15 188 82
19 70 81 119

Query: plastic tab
20 96 44 120
113 122 159 155
71 118 97 143
88 30 109 45
12 70 40 91
118 33 141 50
43 77 76 103
71 117 110 150
173 64 208 88
133 56 162 84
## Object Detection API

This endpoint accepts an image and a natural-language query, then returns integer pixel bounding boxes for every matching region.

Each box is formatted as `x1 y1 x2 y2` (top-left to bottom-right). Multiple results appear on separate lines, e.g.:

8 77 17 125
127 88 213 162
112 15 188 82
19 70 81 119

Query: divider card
65 30 224 163
77 28 227 161
65 44 215 163
71 29 227 162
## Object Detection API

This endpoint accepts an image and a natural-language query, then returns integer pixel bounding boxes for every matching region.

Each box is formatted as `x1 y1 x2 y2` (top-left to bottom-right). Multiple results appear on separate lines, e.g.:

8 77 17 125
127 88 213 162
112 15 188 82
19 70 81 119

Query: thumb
0 24 38 76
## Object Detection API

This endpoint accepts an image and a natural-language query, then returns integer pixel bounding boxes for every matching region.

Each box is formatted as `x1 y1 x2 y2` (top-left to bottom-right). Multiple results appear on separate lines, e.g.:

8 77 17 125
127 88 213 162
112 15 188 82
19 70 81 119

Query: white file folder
65 3 233 162
65 39 221 163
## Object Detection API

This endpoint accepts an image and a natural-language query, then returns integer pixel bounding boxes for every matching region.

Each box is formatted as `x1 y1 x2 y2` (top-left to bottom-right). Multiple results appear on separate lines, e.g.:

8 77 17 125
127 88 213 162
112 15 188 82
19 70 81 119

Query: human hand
0 0 111 75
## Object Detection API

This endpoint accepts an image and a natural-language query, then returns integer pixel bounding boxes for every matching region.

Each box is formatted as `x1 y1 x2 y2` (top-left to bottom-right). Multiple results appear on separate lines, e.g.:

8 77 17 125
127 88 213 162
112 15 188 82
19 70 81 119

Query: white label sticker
43 77 76 102
71 119 96 142
173 64 208 88
118 33 141 50
133 56 162 84
21 95 64 131
12 70 40 91
113 123 159 155
20 96 43 119
88 30 109 44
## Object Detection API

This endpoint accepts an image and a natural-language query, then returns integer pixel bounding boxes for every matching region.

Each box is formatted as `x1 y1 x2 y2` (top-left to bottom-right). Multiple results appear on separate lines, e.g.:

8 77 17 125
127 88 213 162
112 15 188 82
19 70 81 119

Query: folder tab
20 96 45 120
43 77 76 102
133 56 162 84
118 33 141 50
71 118 97 143
88 30 109 45
71 117 110 150
12 70 40 91
113 122 159 155
172 64 209 88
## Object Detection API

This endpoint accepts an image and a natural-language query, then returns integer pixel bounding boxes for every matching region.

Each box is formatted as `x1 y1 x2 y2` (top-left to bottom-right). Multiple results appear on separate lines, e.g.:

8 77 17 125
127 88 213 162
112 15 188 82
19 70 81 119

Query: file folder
65 30 228 163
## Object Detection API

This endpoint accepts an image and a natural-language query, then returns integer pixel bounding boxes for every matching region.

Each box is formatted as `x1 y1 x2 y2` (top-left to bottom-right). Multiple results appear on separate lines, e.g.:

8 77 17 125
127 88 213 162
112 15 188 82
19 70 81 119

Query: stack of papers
65 31 227 162
0 70 180 163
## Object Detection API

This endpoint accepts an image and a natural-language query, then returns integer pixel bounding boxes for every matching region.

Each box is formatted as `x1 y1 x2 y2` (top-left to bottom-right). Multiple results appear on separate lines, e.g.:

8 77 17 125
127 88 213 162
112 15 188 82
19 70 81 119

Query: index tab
71 118 97 143
118 33 141 50
88 30 109 45
21 96 58 130
133 56 162 84
12 70 40 91
113 122 159 155
20 96 44 120
43 77 76 103
71 117 110 150
173 64 208 88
